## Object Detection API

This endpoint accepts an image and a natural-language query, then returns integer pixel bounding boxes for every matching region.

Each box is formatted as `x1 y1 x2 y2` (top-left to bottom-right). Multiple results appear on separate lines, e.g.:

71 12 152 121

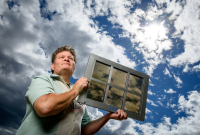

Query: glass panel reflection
111 68 127 88
92 62 110 82
106 86 124 108
128 75 143 95
124 92 140 113
87 80 106 102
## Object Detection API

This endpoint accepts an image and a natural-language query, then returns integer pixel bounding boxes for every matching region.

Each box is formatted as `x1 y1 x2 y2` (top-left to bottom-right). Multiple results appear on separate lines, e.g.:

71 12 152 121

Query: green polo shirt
16 74 90 135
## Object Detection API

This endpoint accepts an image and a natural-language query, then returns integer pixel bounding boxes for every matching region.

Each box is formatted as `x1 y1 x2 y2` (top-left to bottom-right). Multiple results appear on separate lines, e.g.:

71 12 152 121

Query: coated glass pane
128 75 143 95
124 92 140 113
106 86 124 108
87 80 106 102
111 68 127 88
92 62 110 82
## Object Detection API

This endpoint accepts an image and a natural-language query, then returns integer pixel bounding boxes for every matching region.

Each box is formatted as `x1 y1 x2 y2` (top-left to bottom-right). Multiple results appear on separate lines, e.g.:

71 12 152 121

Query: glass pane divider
121 91 127 110
103 85 109 104
125 72 130 89
108 66 113 83
90 77 142 97
89 59 97 77
103 66 113 104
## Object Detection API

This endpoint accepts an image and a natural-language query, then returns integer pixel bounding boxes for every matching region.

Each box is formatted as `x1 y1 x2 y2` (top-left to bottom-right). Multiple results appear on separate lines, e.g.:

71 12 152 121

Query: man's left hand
108 109 127 120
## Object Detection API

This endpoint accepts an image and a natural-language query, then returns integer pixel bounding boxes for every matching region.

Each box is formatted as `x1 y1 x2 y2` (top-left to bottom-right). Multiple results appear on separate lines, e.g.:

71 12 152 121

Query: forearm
34 88 79 117
34 77 89 117
81 109 127 135
81 113 111 135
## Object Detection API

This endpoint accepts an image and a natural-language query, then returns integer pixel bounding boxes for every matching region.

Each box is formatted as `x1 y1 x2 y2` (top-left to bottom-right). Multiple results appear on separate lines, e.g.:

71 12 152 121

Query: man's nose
64 57 70 62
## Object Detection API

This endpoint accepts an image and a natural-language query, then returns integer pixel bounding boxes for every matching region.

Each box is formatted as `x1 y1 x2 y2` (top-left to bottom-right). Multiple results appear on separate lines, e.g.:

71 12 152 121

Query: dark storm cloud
0 52 26 76
0 7 38 50
0 1 93 134
0 51 31 134
0 2 38 134
0 106 22 129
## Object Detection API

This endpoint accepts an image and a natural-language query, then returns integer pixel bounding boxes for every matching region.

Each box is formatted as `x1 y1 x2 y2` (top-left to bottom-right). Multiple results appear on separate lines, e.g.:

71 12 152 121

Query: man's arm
33 77 89 117
81 109 127 135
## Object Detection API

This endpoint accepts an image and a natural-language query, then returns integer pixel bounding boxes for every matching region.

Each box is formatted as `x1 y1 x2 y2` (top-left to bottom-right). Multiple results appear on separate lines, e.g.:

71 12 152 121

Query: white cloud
156 0 184 20
169 0 200 70
148 89 156 95
167 103 176 109
173 74 183 88
149 79 155 86
192 64 200 72
163 68 172 77
157 101 164 106
0 0 137 81
146 108 151 114
46 0 138 78
178 63 200 73
96 0 173 76
86 106 103 120
162 95 166 100
147 99 158 107
164 88 177 94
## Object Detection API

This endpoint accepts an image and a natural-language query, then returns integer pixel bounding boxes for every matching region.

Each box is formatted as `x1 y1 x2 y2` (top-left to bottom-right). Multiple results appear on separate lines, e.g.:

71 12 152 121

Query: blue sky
0 0 200 135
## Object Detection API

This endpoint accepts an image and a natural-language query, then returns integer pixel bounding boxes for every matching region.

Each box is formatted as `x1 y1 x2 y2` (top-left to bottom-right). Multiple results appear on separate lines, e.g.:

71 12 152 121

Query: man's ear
51 63 55 71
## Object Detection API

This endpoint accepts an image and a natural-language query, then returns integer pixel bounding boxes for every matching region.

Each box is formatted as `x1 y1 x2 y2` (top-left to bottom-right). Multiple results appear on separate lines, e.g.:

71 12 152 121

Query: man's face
51 51 75 75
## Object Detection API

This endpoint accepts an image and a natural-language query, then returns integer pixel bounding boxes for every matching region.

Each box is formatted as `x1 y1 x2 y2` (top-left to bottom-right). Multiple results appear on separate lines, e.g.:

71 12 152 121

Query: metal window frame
77 53 149 121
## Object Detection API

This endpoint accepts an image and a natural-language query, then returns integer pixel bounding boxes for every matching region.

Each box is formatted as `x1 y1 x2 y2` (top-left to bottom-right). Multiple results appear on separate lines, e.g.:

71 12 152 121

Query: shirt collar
50 74 73 87
50 74 61 79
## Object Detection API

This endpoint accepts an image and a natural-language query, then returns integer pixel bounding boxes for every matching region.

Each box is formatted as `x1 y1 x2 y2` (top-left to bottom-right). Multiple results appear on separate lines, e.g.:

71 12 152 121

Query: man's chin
61 68 74 74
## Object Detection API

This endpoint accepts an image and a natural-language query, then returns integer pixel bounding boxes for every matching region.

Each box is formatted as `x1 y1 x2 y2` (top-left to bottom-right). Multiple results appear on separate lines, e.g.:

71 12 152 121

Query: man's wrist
71 87 80 96
105 112 113 119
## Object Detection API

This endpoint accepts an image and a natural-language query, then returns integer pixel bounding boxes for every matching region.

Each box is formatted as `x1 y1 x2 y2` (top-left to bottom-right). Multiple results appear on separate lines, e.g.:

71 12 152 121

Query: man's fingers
116 109 127 120
74 77 90 93
120 110 125 120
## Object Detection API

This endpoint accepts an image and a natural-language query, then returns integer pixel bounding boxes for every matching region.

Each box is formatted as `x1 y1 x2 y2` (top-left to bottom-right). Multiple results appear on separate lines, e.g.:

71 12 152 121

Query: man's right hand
72 77 89 94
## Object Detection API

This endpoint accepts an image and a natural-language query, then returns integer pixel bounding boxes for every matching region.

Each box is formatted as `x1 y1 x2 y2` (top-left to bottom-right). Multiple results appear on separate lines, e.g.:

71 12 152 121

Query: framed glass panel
128 74 143 95
92 61 110 82
86 80 107 102
106 86 124 108
124 92 140 113
77 53 149 121
111 68 127 89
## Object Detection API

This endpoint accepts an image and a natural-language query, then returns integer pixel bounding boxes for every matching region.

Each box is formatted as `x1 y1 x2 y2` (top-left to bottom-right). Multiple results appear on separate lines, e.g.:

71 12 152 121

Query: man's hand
72 77 89 94
108 109 127 120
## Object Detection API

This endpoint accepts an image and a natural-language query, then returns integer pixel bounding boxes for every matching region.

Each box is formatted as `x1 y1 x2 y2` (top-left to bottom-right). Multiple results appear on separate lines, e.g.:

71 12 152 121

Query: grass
92 62 110 82
106 87 124 108
87 80 106 102
124 92 140 113
128 75 143 95
111 68 127 89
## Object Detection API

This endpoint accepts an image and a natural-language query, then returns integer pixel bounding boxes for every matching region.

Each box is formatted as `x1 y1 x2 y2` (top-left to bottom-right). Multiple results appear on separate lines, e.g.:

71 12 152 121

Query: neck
60 74 71 84
54 70 72 84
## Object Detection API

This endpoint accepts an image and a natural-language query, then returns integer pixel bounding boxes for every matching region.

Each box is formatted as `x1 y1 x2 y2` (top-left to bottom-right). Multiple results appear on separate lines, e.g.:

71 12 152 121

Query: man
16 45 127 135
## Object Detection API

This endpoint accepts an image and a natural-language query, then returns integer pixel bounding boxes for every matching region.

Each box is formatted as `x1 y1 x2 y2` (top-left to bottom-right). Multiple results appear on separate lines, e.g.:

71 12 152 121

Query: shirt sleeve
25 75 55 106
81 107 91 128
